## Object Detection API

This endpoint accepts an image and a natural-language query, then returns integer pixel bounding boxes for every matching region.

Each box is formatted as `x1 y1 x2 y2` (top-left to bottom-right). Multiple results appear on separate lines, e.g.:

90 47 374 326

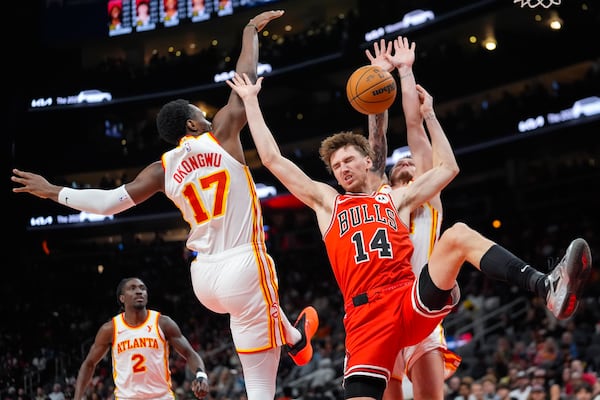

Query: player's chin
341 180 359 193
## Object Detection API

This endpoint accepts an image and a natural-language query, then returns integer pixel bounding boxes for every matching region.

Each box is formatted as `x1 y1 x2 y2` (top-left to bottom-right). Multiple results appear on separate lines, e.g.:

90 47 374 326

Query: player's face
189 105 212 133
330 145 372 193
121 279 148 310
389 157 415 187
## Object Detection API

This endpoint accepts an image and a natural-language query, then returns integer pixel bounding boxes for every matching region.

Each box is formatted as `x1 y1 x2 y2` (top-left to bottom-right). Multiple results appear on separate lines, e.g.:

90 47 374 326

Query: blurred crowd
2 203 599 400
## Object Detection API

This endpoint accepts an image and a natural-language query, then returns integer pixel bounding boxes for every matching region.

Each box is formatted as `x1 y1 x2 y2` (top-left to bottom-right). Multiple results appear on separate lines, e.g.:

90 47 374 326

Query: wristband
196 370 208 380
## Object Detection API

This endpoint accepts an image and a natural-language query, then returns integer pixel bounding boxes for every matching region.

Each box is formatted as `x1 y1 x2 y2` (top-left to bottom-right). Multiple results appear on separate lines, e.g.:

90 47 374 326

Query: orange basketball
346 65 397 115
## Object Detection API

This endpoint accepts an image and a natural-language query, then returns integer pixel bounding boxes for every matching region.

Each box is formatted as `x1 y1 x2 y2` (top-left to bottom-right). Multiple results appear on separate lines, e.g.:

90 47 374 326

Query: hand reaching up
365 38 394 72
249 10 285 32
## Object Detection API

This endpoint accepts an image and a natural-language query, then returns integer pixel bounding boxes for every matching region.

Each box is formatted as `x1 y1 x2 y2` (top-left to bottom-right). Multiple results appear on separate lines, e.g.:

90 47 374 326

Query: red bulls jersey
323 192 415 306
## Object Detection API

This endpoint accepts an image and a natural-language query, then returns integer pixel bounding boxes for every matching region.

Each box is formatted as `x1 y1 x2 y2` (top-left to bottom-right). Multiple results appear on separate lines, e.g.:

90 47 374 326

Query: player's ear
186 120 198 132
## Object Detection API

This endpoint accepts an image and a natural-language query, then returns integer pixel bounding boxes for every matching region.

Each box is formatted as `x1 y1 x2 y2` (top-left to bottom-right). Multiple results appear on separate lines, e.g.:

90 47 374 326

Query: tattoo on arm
369 114 388 175
424 111 436 121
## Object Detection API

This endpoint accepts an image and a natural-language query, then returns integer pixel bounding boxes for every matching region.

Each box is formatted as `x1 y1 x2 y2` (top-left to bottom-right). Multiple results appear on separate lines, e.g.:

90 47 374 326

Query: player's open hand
365 38 394 72
226 73 263 100
249 10 284 32
384 35 416 69
11 168 58 199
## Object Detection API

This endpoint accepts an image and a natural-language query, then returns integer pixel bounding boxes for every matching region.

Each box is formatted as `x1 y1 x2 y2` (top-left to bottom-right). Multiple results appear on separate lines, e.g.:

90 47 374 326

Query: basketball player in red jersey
12 10 319 400
225 72 592 400
73 277 209 400
366 37 461 400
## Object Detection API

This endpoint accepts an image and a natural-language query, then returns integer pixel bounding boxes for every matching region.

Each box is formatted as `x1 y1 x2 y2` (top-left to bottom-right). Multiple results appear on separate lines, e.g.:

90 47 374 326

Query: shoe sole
289 306 319 366
553 238 592 319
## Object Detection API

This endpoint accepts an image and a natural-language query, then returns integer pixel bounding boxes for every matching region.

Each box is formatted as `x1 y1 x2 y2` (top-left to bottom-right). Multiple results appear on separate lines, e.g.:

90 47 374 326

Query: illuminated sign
30 89 113 109
29 211 115 228
213 62 272 83
518 95 600 133
364 9 435 42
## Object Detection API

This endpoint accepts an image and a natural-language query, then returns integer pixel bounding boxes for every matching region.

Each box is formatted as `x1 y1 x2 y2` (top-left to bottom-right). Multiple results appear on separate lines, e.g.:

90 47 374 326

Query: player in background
225 70 591 400
73 277 209 400
12 10 319 400
366 36 461 400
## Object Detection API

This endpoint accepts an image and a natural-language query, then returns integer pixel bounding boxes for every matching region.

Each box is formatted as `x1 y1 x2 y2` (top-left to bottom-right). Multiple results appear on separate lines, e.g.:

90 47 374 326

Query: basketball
346 65 397 115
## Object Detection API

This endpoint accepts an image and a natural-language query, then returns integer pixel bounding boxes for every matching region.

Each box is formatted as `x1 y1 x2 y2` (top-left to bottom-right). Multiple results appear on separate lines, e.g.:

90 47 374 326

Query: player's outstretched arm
388 36 432 176
11 162 163 215
226 73 337 214
212 10 284 160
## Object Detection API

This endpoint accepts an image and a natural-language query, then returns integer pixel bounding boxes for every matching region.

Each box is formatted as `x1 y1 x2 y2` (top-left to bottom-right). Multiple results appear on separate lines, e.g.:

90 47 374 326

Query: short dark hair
116 277 139 310
156 99 193 145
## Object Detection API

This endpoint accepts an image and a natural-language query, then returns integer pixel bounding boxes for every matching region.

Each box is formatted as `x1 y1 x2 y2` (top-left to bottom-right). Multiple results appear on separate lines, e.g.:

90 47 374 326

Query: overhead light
549 12 563 30
483 37 497 51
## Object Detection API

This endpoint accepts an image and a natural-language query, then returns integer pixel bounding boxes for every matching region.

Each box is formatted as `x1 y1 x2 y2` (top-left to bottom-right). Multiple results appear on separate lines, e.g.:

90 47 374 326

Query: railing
444 296 529 354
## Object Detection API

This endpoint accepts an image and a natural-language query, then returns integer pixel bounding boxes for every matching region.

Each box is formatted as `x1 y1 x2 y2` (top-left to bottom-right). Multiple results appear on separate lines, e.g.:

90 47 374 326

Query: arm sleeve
57 185 136 215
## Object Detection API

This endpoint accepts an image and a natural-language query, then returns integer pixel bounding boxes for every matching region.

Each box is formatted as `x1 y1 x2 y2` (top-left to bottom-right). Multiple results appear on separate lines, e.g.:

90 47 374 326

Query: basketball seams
346 65 397 114
356 76 395 99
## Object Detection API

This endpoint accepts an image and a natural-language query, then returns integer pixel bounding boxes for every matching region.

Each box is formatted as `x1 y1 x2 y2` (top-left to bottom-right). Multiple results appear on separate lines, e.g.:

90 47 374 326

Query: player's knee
418 264 453 311
442 222 472 246
345 376 386 400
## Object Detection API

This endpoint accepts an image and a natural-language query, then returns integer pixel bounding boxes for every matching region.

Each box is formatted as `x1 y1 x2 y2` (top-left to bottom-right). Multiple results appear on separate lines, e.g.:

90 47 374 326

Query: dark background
4 0 600 396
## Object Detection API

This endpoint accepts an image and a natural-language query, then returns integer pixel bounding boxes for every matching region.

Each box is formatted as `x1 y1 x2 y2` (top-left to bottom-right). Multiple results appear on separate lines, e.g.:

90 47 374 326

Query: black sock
480 245 548 298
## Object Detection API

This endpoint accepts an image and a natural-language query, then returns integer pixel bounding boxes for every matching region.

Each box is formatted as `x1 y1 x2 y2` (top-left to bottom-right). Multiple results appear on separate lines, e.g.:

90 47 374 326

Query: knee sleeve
344 375 386 400
418 264 453 311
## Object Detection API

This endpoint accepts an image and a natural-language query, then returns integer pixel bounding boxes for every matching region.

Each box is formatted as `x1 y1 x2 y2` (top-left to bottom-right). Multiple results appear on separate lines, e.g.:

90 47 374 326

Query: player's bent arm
395 165 456 213
74 322 113 400
160 315 209 399
417 85 457 180
391 96 458 214
160 315 206 373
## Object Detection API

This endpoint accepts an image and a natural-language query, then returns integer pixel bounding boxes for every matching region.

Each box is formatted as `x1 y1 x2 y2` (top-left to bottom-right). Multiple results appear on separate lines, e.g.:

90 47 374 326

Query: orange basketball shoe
286 306 319 366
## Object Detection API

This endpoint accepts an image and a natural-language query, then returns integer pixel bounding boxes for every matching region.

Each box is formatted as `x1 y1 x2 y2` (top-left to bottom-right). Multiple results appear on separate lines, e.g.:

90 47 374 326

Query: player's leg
428 222 592 320
382 378 404 400
382 347 406 400
409 350 445 400
426 222 495 290
238 348 280 400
